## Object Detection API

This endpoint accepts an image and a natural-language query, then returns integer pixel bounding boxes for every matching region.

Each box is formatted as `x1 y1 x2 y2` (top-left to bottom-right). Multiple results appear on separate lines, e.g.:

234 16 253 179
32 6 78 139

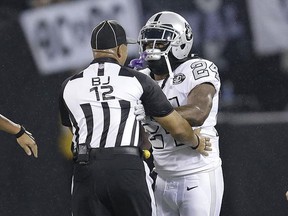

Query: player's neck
154 74 169 81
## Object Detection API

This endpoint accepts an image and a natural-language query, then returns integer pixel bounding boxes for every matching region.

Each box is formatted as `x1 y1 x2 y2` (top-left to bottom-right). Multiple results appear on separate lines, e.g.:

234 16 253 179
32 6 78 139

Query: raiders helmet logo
173 73 186 85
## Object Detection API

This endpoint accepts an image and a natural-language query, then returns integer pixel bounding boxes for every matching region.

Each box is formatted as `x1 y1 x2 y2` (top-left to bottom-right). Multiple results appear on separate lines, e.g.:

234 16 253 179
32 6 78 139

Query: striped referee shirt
59 57 173 149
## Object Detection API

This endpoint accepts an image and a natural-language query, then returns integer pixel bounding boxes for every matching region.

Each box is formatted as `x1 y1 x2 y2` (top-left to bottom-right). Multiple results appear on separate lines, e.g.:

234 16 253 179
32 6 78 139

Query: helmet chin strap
163 53 174 85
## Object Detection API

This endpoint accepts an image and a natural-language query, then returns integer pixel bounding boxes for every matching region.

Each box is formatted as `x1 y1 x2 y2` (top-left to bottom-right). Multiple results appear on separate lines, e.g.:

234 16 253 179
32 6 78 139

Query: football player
133 11 224 216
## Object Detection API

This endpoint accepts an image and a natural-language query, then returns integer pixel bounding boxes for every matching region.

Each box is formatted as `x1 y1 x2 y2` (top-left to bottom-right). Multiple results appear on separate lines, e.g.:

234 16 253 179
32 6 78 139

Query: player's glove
129 52 151 77
129 52 147 69
191 128 212 156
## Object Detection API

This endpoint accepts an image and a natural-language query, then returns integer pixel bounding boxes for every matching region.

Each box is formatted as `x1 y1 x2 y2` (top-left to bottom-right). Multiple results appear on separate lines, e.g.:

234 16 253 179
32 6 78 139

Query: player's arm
154 110 211 155
135 103 211 156
138 73 211 155
175 83 216 126
0 114 38 157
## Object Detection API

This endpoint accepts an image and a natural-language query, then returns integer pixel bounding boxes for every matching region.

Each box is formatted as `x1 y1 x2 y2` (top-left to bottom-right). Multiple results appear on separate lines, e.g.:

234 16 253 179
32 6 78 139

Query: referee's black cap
91 20 136 50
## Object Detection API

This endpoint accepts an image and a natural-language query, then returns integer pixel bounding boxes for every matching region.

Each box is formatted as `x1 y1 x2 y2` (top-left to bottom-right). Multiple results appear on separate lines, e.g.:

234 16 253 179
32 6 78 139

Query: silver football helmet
138 11 193 78
138 11 193 61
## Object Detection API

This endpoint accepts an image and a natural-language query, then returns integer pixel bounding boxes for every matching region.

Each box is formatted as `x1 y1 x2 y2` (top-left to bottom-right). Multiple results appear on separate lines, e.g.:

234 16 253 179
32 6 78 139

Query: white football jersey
143 57 222 177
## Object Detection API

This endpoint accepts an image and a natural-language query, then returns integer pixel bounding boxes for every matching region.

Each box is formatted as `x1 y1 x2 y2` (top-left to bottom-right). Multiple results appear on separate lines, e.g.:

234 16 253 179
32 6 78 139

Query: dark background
0 0 288 215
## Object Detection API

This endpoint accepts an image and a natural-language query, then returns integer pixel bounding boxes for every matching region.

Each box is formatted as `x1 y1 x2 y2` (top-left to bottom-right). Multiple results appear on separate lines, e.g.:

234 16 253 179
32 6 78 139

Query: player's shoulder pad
183 56 215 67
173 57 220 94
180 57 219 81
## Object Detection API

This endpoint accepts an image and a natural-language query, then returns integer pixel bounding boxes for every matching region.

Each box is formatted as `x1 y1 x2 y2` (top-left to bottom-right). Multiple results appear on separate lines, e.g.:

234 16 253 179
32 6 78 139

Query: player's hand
134 100 146 121
16 130 38 158
193 128 212 156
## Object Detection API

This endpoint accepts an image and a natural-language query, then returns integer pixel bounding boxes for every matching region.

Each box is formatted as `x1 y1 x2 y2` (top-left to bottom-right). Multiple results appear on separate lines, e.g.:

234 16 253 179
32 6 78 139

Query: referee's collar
90 57 119 65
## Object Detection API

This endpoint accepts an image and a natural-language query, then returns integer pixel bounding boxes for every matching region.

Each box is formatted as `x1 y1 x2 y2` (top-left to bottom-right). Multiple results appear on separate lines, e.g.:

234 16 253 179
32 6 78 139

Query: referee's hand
134 100 146 121
193 128 212 156
16 131 38 158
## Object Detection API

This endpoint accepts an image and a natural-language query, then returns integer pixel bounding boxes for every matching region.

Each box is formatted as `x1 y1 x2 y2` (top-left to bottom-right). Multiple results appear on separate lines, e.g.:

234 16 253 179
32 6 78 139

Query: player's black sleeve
136 73 174 117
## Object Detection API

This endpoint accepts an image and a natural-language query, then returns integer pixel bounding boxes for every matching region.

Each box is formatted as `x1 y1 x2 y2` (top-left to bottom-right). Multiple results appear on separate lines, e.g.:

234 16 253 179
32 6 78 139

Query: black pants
71 147 154 216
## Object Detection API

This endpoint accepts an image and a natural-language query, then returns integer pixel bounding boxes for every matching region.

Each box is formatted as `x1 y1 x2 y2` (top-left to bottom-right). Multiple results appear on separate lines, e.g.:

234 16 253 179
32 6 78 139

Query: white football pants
154 166 224 216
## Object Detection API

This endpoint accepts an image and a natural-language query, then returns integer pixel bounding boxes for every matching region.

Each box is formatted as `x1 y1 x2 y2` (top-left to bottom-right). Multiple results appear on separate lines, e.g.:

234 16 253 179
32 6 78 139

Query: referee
59 20 205 216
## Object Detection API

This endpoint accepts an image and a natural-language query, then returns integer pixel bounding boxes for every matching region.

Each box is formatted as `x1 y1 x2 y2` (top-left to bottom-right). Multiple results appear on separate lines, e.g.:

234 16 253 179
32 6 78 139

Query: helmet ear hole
186 33 192 41
185 22 193 41
180 44 185 49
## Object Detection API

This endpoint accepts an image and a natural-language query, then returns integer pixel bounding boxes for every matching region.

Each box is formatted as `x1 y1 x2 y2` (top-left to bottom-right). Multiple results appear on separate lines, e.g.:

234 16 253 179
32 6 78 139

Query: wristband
15 125 26 138
191 134 200 150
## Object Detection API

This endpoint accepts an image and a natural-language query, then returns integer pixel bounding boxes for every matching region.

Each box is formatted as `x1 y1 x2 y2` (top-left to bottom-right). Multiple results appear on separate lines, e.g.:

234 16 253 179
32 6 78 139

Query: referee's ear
117 44 128 65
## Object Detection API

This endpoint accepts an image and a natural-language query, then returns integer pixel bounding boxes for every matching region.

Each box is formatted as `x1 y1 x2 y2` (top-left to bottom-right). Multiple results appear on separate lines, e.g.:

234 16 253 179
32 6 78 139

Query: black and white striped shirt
59 57 173 149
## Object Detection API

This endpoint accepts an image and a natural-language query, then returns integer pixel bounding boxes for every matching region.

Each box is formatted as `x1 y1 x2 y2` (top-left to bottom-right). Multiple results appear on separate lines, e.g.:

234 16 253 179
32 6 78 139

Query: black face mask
147 52 186 76
147 56 169 75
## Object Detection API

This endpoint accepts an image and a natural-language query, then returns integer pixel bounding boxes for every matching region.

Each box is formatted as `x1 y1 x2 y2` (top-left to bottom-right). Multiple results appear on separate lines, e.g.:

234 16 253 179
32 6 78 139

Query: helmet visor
140 28 175 41
139 27 177 52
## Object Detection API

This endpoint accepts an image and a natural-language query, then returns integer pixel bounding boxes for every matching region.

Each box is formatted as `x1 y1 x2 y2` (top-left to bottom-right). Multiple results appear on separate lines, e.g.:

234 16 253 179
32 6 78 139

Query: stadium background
0 0 288 215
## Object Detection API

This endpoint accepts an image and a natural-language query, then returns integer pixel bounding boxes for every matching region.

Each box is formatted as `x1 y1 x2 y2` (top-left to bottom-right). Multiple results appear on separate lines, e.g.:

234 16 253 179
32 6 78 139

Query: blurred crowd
1 0 288 112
